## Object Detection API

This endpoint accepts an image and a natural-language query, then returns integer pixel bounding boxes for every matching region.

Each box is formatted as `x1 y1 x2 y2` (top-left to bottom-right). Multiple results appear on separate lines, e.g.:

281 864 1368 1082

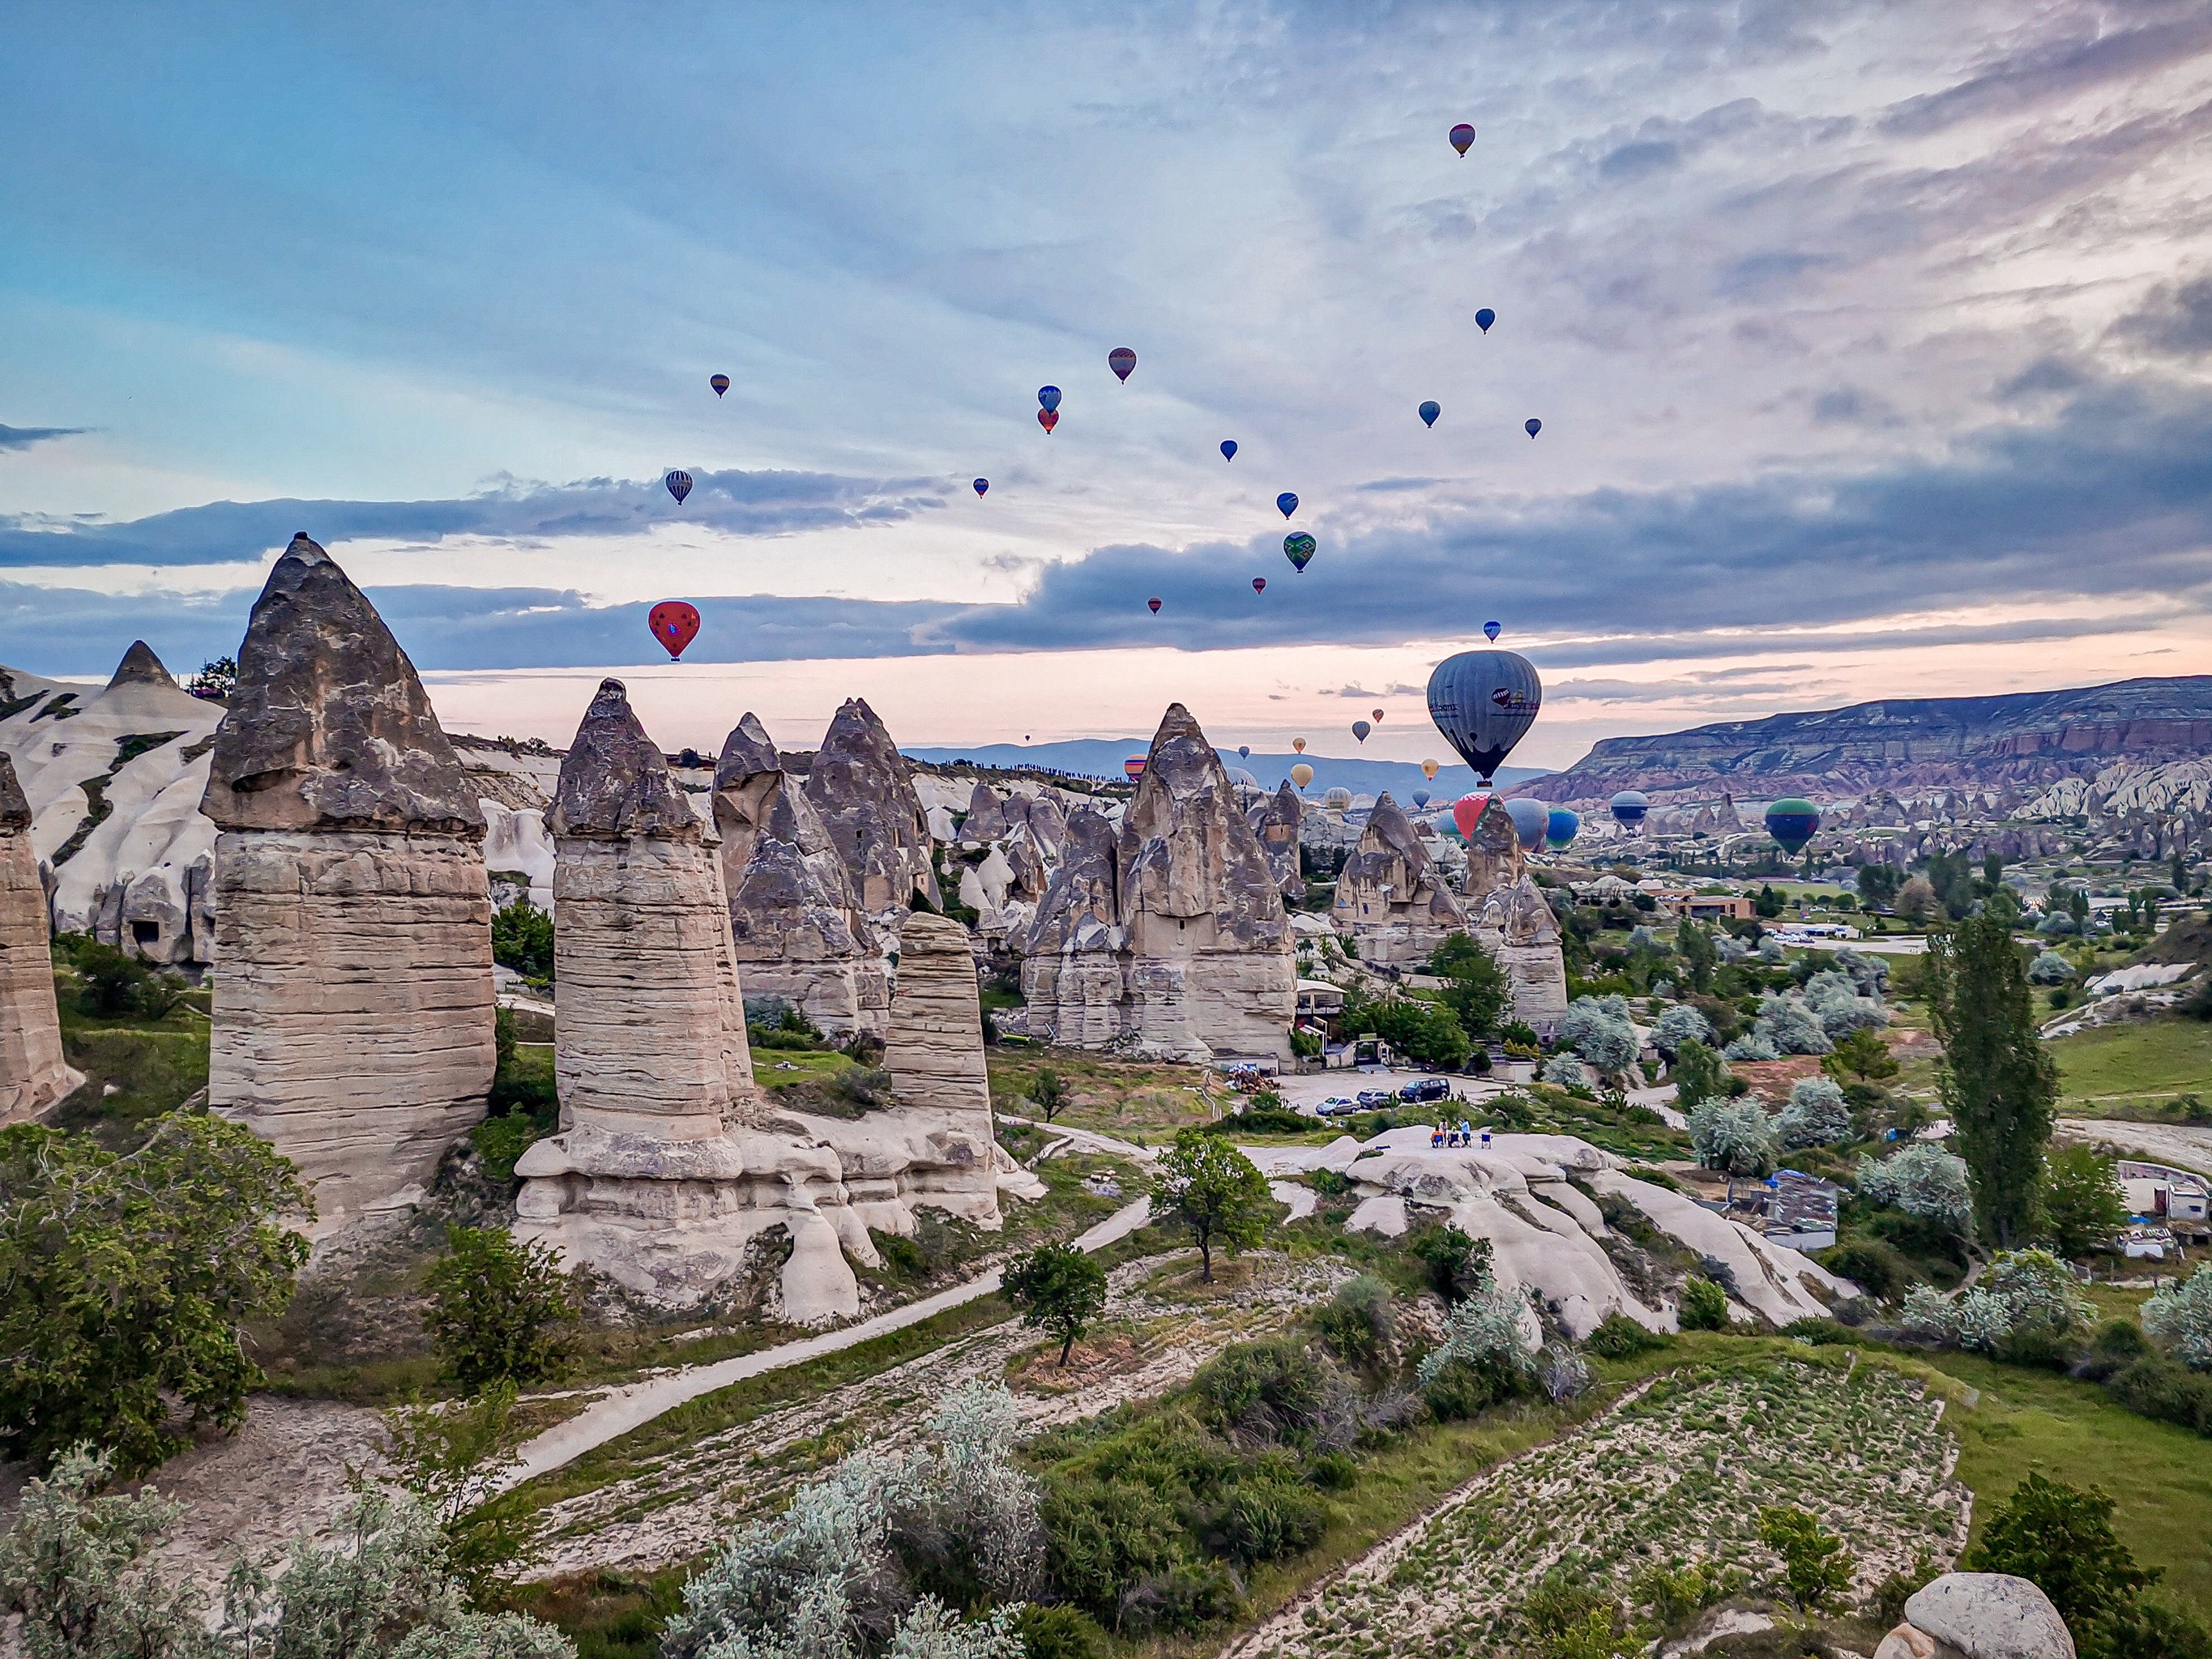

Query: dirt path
2057 1118 2212 1179
502 1195 1153 1491
520 1249 1358 1581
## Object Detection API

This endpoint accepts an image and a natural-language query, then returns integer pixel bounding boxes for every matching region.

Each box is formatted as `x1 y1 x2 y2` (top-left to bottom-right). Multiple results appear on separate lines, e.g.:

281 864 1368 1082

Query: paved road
501 1194 1154 1490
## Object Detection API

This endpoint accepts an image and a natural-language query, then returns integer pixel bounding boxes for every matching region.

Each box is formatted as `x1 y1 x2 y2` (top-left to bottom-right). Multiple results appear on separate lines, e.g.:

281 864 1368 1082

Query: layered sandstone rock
804 698 939 918
203 535 496 1225
1249 780 1305 900
1332 792 1463 967
0 750 80 1124
1018 808 1126 1047
713 714 888 1036
1448 795 1568 1034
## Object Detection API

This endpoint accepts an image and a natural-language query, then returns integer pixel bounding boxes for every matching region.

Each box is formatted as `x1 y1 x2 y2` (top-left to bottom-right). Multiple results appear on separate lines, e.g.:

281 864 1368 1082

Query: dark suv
1399 1077 1451 1102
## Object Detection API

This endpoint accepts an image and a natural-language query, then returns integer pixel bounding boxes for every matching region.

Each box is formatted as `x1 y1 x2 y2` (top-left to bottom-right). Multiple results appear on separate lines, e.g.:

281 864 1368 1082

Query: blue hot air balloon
1038 385 1062 412
1411 789 1431 809
1525 418 1542 438
1505 797 1548 852
1221 440 1237 461
664 470 694 504
972 478 989 496
1277 492 1298 518
1546 807 1580 849
1237 745 1249 758
1475 308 1496 333
1352 720 1370 744
1609 790 1650 829
1766 798 1822 855
1483 620 1501 642
1427 650 1542 786
1419 400 1441 428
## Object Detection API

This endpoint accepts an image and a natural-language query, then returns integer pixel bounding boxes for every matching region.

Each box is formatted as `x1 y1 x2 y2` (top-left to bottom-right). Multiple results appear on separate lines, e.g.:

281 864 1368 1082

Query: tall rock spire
0 749 81 1124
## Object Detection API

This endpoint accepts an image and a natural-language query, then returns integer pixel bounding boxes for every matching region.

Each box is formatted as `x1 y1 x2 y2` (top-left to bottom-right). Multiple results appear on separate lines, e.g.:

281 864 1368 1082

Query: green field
2049 1017 2212 1111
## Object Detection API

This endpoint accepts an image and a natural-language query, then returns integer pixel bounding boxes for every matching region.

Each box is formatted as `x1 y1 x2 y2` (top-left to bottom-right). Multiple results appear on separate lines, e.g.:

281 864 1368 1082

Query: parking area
1268 1064 1508 1119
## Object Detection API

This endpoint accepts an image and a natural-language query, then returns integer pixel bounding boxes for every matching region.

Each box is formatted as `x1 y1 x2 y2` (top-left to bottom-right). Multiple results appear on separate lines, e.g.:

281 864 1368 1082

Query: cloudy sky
3 2 2209 767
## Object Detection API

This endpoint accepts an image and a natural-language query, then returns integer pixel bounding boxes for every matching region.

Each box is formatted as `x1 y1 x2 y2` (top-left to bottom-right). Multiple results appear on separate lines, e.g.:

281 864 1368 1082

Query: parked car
1317 1097 1360 1117
1399 1077 1451 1102
1356 1089 1395 1108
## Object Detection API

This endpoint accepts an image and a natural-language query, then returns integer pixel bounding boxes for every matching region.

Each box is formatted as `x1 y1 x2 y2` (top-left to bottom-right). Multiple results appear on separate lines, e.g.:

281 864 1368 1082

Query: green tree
1413 1224 1494 1303
1757 1505 1853 1613
1754 884 1784 919
1028 1067 1070 1123
1824 1026 1899 1084
1678 1278 1731 1331
1928 906 2059 1248
1001 1243 1108 1365
1668 1038 1728 1110
2041 1145 2129 1260
422 1227 579 1389
1965 1475 2152 1636
0 1446 210 1659
1429 932 1511 1041
0 1114 310 1477
382 1385 540 1601
1352 992 1471 1069
1676 919 1717 992
186 655 237 700
489 897 553 983
1155 1129 1270 1282
1855 863 1902 911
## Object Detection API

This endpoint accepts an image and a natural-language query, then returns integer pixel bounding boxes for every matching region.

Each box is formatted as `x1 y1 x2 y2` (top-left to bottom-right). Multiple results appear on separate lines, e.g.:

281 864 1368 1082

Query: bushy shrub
1539 1052 1591 1088
1014 1604 1105 1659
1584 1313 1670 1359
1556 996 1640 1077
1900 1248 2091 1357
1804 969 1889 1039
2143 1264 2212 1371
1779 1076 1854 1148
1678 1278 1731 1331
1857 1143 1974 1235
1688 1098 1778 1179
2103 1354 2212 1437
1723 1034 1781 1062
1411 1223 1492 1304
424 1226 579 1389
1307 1276 1397 1369
1192 1338 1331 1444
1817 1239 1909 1301
490 897 554 983
2027 950 2076 984
54 933 190 1021
1417 1278 1532 1416
1753 992 1834 1056
1650 1004 1712 1055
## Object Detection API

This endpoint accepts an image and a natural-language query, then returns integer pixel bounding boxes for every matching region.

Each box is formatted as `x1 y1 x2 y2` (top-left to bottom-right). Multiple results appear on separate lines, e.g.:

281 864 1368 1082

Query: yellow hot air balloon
1290 762 1313 789
1292 737 1306 753
1421 758 1440 780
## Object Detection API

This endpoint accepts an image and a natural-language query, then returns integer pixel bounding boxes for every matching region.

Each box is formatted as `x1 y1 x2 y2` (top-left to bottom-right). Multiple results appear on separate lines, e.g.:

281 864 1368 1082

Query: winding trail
500 1194 1154 1490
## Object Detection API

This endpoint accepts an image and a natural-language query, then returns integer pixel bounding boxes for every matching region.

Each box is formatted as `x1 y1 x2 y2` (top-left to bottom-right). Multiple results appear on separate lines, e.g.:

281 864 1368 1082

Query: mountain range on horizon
900 740 1548 802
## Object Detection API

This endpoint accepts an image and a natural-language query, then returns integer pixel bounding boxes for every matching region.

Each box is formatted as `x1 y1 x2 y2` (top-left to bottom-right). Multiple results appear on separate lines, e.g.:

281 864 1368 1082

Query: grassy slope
2050 1018 2212 1111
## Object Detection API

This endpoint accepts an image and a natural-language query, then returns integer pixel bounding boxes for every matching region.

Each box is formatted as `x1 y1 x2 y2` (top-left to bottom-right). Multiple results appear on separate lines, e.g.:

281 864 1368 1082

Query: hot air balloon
1324 787 1353 812
1452 792 1491 839
1475 308 1495 333
664 470 694 504
1609 790 1650 830
1411 789 1431 809
1252 577 1266 594
1371 708 1385 723
1427 650 1542 785
1525 418 1542 438
1283 532 1316 572
1450 122 1475 156
1546 807 1580 849
1352 720 1370 744
1038 408 1059 433
1038 386 1062 412
649 600 701 660
1108 347 1137 382
710 373 730 397
1124 757 1146 780
1420 758 1440 780
1419 400 1440 428
1221 440 1238 461
972 478 989 496
1277 493 1298 518
1484 620 1502 642
1147 597 1162 614
1505 797 1548 852
1237 745 1250 759
1292 737 1306 753
1766 798 1822 855
1290 762 1314 789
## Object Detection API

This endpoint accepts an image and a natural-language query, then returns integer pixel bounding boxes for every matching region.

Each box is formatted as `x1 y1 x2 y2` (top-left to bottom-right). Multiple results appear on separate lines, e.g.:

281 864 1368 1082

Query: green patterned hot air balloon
1284 532 1316 572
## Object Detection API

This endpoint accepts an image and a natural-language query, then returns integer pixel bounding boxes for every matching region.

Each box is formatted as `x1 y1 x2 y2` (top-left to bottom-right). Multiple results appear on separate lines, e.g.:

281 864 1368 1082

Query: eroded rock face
1873 1573 2075 1659
804 698 940 918
713 714 889 1036
0 750 79 1124
1473 875 1570 1034
1333 792 1464 967
203 535 495 1226
1250 781 1305 900
1018 808 1126 1047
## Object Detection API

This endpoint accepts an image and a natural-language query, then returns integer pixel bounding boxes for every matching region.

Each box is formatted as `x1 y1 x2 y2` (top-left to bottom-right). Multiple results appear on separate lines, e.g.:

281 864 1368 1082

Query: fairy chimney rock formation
959 783 1013 844
0 750 80 1124
804 697 940 919
544 679 757 1140
1251 780 1305 900
201 535 495 1225
712 712 889 1036
1017 807 1127 1047
1334 792 1466 967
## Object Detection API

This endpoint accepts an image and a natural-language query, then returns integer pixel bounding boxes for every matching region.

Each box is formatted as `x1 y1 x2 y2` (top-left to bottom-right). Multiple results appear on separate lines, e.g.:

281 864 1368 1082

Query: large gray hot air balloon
1609 790 1650 830
1426 649 1542 784
1504 797 1548 852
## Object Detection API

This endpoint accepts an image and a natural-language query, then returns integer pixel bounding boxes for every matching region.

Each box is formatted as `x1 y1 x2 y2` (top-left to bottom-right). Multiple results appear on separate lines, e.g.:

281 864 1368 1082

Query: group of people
1430 1122 1490 1150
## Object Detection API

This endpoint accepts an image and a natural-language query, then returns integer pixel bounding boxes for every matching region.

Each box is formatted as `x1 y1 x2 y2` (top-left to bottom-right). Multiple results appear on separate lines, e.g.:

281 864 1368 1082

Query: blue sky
3 2 2210 765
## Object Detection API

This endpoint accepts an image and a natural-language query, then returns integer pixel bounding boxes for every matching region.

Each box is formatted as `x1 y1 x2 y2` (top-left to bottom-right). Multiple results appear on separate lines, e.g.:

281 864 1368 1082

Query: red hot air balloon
1108 346 1137 382
1450 123 1475 156
1038 408 1059 433
1124 757 1147 779
1452 792 1492 839
1252 577 1266 594
1147 597 1162 614
649 600 701 660
710 373 730 398
1372 708 1385 723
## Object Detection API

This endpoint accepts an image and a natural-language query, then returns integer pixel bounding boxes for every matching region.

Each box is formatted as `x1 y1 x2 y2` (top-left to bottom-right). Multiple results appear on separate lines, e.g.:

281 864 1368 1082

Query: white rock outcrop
0 748 80 1124
203 535 497 1226
1332 791 1465 968
1875 1573 2075 1659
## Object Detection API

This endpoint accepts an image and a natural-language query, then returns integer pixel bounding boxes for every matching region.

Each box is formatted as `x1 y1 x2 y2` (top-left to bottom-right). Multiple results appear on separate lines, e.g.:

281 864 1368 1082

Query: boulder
1332 791 1464 966
0 749 80 1125
1249 780 1305 899
1873 1574 2075 1659
959 783 1013 843
713 713 889 1036
803 697 940 918
203 535 496 1226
